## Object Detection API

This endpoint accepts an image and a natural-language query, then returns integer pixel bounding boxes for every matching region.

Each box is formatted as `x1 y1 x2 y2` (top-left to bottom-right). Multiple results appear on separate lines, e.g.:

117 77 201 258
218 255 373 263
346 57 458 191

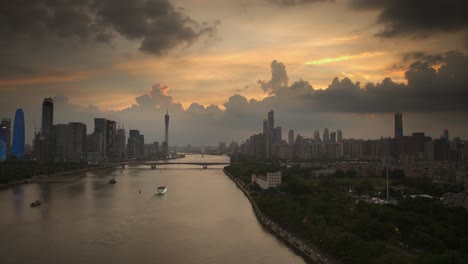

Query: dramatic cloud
258 60 289 95
268 0 333 7
350 0 468 38
256 51 468 113
135 83 173 108
4 50 467 146
0 0 216 55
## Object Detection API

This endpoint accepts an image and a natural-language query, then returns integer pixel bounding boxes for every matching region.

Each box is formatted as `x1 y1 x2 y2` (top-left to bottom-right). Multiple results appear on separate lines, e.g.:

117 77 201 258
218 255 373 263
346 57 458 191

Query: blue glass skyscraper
0 140 5 161
12 109 25 160
0 121 7 161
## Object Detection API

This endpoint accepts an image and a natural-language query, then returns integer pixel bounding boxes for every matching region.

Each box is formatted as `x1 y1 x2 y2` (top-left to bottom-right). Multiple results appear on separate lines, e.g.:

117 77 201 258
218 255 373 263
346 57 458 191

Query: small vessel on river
30 200 42 207
108 174 116 184
156 186 167 195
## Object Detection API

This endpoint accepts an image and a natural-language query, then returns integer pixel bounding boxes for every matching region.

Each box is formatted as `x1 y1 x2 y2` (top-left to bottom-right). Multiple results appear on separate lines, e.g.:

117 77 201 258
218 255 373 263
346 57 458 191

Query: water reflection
0 155 306 264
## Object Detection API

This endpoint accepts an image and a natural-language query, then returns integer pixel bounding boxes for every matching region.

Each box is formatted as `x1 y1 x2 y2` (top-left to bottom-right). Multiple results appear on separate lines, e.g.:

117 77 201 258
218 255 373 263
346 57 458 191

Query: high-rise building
443 129 449 141
273 127 282 144
33 130 49 162
12 109 25 160
41 98 54 135
267 110 274 159
323 128 329 143
337 130 343 142
94 118 107 157
164 108 170 153
1 118 11 155
127 130 140 159
67 122 87 162
139 134 145 158
330 132 337 143
314 130 320 141
268 110 274 134
263 119 269 158
116 128 126 160
52 124 69 162
94 118 117 160
288 130 294 145
106 120 117 160
394 113 403 138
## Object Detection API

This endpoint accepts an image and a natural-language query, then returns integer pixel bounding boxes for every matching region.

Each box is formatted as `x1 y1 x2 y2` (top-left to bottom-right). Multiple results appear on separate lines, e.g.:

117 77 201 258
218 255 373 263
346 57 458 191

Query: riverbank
223 168 334 264
0 163 123 188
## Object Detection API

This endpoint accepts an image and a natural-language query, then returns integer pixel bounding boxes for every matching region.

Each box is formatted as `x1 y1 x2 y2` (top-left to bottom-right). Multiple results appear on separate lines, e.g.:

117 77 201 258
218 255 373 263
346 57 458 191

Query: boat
156 186 167 195
30 200 41 207
108 174 116 184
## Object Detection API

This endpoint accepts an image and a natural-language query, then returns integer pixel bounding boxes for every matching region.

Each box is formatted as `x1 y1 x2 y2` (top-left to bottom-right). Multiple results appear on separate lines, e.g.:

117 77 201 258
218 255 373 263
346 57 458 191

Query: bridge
126 161 237 169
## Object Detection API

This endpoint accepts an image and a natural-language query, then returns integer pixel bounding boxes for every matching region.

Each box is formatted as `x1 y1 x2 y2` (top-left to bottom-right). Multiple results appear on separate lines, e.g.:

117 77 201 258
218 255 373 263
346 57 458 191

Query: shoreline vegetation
223 167 334 264
224 163 468 264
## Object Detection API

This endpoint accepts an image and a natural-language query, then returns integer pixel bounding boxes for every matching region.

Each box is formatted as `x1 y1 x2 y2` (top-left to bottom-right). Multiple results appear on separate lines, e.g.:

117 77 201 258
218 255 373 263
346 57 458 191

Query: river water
0 155 306 264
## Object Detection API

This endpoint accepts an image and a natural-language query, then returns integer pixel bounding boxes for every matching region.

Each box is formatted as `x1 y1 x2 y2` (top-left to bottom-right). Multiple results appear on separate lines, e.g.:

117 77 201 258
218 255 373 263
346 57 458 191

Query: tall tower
12 109 25 160
263 119 269 158
443 129 449 141
323 128 329 143
314 130 320 141
0 118 11 154
337 130 343 142
41 97 54 135
267 110 274 158
288 130 294 145
394 113 403 138
164 108 170 153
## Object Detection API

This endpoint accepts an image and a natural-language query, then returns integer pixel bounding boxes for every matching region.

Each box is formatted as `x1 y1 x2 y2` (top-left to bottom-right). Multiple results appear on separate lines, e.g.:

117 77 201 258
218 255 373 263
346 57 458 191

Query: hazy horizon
1 0 467 145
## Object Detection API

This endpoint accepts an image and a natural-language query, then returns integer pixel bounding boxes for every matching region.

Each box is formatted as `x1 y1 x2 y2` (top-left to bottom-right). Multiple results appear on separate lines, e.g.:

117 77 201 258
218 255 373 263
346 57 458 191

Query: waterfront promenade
223 168 336 264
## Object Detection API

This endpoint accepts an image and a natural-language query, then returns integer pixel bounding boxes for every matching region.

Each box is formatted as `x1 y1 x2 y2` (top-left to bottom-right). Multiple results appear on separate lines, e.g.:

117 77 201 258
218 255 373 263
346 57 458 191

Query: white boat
156 186 167 195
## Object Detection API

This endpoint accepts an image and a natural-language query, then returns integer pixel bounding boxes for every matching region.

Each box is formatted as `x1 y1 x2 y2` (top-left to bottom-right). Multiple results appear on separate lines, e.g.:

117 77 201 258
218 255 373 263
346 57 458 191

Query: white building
252 171 282 189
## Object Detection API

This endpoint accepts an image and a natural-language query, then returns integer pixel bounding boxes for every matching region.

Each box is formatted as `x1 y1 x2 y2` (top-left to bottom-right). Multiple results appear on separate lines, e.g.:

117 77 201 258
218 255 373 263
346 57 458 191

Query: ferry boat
30 200 42 207
156 186 167 195
108 174 116 184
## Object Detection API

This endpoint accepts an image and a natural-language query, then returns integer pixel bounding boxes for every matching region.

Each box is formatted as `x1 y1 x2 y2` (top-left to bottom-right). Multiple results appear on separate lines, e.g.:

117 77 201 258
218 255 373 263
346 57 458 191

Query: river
0 155 306 264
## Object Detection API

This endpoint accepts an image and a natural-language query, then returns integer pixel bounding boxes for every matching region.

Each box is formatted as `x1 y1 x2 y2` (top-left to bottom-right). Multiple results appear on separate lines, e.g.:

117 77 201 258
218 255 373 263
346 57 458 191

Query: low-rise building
252 171 282 189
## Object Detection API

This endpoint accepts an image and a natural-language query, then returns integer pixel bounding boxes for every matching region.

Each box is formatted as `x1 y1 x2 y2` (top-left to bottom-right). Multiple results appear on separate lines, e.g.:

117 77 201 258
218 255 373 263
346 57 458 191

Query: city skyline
0 0 467 145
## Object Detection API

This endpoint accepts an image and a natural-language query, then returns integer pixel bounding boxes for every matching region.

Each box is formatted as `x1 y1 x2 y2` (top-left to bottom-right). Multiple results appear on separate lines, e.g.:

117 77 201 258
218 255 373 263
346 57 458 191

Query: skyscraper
94 118 107 157
323 128 329 143
267 110 274 158
268 110 274 137
337 130 343 142
127 129 140 159
288 130 294 145
314 130 320 141
394 113 403 138
12 109 25 160
273 127 282 144
0 137 5 161
263 119 269 157
42 97 54 135
0 118 11 154
164 108 170 153
443 129 449 141
68 122 87 162
116 128 126 160
330 132 337 143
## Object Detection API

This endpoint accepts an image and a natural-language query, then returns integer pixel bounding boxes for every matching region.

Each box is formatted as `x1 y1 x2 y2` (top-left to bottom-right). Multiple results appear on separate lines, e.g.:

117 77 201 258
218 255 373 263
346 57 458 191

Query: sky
0 0 467 146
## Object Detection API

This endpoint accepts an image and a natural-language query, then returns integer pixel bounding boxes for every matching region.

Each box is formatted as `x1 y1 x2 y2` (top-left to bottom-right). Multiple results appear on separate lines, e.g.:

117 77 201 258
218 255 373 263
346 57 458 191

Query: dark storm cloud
350 0 468 37
253 51 468 112
267 0 333 7
0 0 216 54
258 60 289 95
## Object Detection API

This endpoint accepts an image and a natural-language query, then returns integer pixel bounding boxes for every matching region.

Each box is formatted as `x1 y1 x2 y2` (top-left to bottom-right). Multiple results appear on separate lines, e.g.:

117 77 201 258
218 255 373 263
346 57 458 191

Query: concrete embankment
223 168 334 264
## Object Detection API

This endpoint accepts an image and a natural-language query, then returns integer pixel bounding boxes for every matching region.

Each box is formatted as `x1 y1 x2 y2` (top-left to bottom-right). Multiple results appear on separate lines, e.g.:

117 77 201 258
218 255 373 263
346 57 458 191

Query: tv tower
164 107 170 153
